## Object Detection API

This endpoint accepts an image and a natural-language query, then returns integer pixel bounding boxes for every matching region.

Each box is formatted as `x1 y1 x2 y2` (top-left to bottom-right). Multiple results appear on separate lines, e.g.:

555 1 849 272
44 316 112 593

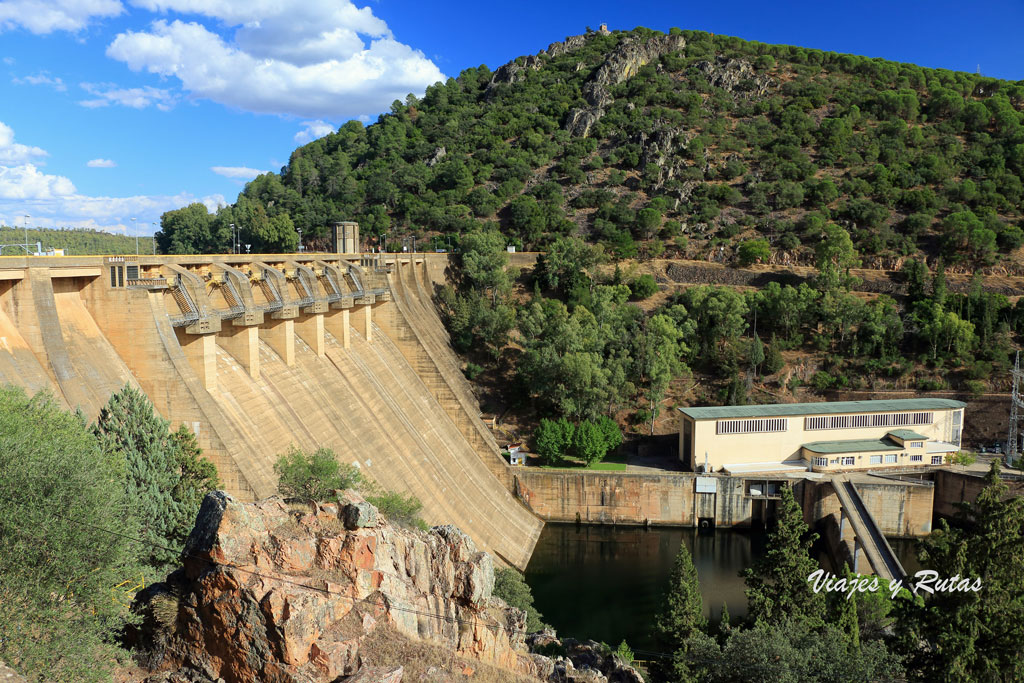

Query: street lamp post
151 223 156 254
131 217 138 255
23 214 29 255
297 227 302 253
230 223 236 254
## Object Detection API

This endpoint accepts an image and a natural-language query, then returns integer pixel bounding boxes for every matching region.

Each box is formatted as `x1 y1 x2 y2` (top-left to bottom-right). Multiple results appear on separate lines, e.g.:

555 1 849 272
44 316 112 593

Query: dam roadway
0 252 541 569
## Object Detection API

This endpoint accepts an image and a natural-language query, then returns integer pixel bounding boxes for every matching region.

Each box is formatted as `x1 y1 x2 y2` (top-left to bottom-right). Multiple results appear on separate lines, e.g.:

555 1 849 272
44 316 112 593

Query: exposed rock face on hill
694 56 775 96
566 33 687 137
129 491 546 682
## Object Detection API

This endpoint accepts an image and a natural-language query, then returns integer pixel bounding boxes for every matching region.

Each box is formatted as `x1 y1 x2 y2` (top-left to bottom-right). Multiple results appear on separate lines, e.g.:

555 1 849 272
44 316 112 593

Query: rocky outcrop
526 632 644 683
694 56 775 96
425 146 447 167
0 660 27 682
129 491 546 683
565 33 686 137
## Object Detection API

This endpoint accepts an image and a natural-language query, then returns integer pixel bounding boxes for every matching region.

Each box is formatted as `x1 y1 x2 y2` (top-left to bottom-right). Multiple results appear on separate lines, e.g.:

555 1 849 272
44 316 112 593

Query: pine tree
902 461 1024 681
655 542 707 651
94 385 217 571
743 486 826 626
748 333 765 376
763 334 785 375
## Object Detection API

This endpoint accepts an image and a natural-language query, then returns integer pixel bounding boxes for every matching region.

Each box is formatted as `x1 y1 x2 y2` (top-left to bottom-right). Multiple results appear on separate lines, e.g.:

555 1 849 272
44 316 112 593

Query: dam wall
514 468 934 543
0 254 541 569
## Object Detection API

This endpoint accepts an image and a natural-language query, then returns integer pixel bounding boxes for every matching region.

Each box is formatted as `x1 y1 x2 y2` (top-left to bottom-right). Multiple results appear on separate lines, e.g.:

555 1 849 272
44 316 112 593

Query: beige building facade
678 398 965 474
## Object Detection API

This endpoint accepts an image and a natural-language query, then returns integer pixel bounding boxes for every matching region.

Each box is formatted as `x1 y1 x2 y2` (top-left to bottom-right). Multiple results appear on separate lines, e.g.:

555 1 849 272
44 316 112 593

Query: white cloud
0 121 47 164
211 165 265 180
87 158 116 167
0 120 220 233
0 163 75 199
107 1 445 119
0 0 123 34
13 72 67 91
79 82 176 110
294 119 334 144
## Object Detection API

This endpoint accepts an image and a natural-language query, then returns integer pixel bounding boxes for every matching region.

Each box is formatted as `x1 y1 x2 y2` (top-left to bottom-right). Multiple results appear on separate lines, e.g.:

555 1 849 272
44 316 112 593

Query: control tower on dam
0 252 542 569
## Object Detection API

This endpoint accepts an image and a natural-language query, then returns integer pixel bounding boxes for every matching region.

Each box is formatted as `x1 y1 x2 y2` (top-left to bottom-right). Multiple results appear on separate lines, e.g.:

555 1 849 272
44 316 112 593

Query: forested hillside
0 226 154 256
156 25 1024 438
161 25 1024 266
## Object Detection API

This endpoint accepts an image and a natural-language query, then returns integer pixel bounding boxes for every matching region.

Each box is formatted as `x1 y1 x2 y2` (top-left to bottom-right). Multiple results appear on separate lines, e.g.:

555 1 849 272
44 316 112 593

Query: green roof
887 429 928 441
677 398 965 421
802 438 904 454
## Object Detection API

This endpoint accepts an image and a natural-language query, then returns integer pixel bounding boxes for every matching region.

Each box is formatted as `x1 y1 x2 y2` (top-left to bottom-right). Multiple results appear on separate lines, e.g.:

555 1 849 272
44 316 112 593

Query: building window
126 264 139 281
910 441 923 448
931 456 944 465
110 267 118 287
840 456 855 466
717 417 788 435
813 457 828 467
911 455 923 462
885 454 898 463
869 455 882 464
805 412 934 431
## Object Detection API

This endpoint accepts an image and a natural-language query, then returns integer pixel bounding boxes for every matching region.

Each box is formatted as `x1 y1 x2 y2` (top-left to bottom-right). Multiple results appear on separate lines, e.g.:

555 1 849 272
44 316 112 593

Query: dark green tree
493 567 547 632
94 384 218 572
156 202 216 254
654 542 707 681
900 461 1024 682
534 417 575 465
743 486 826 625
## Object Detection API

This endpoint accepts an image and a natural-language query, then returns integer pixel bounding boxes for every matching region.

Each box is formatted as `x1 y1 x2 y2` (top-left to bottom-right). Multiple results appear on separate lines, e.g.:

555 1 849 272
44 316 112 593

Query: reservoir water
524 524 767 652
524 523 927 652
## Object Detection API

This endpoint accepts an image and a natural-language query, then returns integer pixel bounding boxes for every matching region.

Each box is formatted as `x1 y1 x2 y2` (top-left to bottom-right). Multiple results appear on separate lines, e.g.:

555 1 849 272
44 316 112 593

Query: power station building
677 398 965 474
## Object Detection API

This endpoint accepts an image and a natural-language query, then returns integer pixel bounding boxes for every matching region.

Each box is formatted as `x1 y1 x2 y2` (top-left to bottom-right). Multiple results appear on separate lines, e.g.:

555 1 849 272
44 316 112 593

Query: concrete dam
0 252 542 569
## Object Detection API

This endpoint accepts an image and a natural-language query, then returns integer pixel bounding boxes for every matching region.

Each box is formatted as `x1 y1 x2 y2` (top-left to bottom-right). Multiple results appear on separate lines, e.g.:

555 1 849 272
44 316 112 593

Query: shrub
811 371 835 391
947 451 977 466
274 446 363 502
365 490 429 531
464 362 484 380
0 386 140 682
737 239 771 266
493 568 547 632
629 274 659 299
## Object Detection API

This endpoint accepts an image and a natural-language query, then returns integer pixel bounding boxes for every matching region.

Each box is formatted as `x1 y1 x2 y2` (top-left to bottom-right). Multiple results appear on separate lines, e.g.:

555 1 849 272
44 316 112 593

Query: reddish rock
130 491 544 683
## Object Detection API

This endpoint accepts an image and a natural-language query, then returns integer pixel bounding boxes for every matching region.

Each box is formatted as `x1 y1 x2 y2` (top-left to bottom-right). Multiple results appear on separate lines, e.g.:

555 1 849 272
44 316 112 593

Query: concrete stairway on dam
832 475 907 583
380 260 513 487
204 320 541 569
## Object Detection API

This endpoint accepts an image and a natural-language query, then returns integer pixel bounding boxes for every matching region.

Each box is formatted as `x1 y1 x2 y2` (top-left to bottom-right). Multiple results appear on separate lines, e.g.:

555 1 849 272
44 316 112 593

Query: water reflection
524 524 767 651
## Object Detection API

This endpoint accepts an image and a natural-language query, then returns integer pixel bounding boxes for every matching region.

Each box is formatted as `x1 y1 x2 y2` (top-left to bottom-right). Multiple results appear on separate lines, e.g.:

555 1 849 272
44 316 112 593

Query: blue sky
0 0 1022 236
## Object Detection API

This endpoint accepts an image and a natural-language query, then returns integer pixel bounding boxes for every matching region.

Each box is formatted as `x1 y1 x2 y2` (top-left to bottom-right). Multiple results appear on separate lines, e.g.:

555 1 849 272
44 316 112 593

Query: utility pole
23 214 30 255
1008 351 1024 467
131 217 138 255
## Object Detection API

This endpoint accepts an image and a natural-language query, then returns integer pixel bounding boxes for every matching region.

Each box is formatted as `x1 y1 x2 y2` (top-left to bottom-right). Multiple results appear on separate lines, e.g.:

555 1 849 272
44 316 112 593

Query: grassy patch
538 456 627 471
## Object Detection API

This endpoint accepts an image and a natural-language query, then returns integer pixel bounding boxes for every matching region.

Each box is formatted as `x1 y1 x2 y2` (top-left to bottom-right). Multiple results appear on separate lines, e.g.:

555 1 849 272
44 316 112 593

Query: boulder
129 492 542 683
